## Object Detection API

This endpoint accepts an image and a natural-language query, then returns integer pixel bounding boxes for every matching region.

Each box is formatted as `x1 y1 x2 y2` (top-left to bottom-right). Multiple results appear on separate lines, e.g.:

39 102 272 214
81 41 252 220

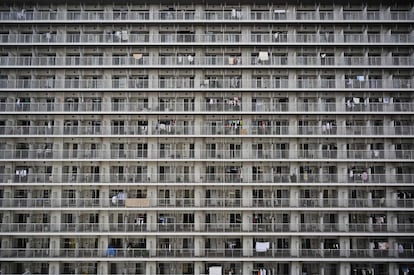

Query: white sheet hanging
209 266 222 275
258 51 269 61
255 242 270 252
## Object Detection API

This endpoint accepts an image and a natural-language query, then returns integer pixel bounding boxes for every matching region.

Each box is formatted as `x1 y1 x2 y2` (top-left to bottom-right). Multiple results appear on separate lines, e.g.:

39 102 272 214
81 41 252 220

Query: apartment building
0 1 413 274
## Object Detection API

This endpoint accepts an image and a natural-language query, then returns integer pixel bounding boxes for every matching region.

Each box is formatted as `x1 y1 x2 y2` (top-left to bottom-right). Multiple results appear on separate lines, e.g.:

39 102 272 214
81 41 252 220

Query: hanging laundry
255 242 270 252
121 30 129 41
356 75 365 81
258 51 269 62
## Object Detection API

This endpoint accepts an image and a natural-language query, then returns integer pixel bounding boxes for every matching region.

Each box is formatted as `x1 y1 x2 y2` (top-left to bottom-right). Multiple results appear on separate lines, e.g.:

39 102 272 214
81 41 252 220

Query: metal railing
1 33 412 45
1 222 413 233
2 55 412 67
1 125 414 137
0 10 412 21
0 247 411 258
0 172 412 184
2 148 414 160
1 78 413 90
2 197 411 209
1 101 414 113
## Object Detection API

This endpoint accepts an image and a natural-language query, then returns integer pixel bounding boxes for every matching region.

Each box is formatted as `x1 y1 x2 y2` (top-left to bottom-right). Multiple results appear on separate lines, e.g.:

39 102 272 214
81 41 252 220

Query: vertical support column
146 236 157 257
338 212 349 232
389 263 399 275
243 236 253 257
339 263 351 275
48 262 60 275
242 185 252 207
242 92 252 112
51 187 61 207
98 236 109 257
146 262 156 275
290 262 301 275
194 212 205 232
367 191 373 207
290 236 300 257
100 212 109 232
97 262 108 275
50 211 61 232
337 187 348 207
194 237 204 256
340 236 350 257
194 186 203 207
290 212 299 232
290 187 299 207
147 211 157 232
242 262 253 275
243 211 252 232
194 262 204 275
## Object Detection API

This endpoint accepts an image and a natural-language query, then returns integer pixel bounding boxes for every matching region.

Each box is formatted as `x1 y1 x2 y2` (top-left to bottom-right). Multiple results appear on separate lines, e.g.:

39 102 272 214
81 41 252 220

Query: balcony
1 100 414 114
2 222 413 234
0 172 408 185
1 124 414 137
0 10 412 21
0 247 411 259
2 197 412 209
1 33 412 45
1 78 412 91
3 55 412 68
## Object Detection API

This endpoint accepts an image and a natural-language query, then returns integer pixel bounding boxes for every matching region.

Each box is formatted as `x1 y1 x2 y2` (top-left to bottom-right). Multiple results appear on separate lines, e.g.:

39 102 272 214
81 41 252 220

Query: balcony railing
0 173 412 184
1 33 412 45
2 148 414 160
1 101 414 113
0 10 412 21
2 197 412 209
2 222 413 233
1 78 412 90
2 56 413 68
0 247 411 259
1 125 414 136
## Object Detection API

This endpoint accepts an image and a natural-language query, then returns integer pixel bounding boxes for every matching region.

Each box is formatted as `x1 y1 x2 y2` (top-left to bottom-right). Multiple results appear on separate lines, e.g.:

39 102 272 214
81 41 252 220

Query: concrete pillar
50 211 60 232
290 262 301 275
338 212 349 232
339 263 351 275
49 237 60 257
146 262 156 275
100 213 109 232
99 236 109 257
242 186 252 207
48 262 59 275
389 263 399 275
194 237 204 256
290 212 300 232
1 237 10 257
340 237 350 257
51 187 61 207
147 211 157 231
290 187 299 207
147 186 157 207
242 92 252 112
194 262 204 275
339 187 349 207
242 262 253 275
367 191 373 207
243 237 253 256
243 212 252 232
100 186 109 207
147 236 157 256
291 236 300 257
97 262 108 275
194 186 203 207
194 212 204 231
